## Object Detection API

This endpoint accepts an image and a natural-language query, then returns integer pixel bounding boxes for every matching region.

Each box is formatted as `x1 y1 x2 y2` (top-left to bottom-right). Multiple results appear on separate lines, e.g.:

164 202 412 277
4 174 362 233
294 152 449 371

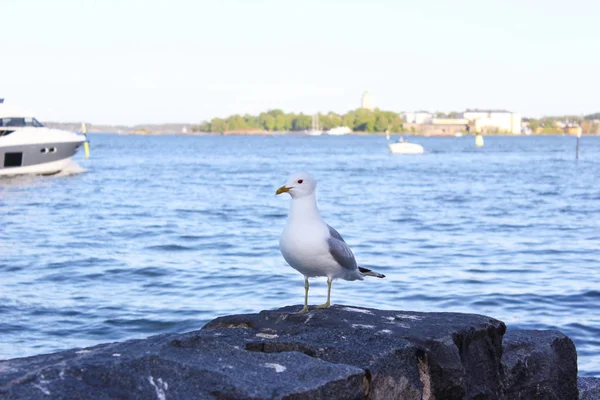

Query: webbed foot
316 301 330 309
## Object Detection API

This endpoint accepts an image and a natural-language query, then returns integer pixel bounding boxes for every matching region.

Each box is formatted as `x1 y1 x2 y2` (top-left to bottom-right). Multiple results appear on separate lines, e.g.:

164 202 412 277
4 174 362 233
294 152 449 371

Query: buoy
475 134 484 147
82 122 90 158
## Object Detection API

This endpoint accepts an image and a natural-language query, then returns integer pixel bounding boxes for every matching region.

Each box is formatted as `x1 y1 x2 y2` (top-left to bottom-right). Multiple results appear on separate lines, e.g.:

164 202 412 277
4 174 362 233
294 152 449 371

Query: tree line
192 108 405 133
192 109 600 134
523 114 600 134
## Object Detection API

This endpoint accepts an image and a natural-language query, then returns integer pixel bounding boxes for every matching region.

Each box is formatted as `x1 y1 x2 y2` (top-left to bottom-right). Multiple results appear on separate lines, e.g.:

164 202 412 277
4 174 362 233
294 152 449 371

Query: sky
1 0 599 125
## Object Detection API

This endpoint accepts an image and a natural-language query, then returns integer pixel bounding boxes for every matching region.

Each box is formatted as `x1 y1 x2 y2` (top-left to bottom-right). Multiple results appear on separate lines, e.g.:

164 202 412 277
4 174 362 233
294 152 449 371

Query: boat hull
389 142 424 154
0 141 83 176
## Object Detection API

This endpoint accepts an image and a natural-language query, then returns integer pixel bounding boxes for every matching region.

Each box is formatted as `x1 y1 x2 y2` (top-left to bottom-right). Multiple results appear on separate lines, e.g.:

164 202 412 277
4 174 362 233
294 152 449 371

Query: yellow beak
276 185 291 195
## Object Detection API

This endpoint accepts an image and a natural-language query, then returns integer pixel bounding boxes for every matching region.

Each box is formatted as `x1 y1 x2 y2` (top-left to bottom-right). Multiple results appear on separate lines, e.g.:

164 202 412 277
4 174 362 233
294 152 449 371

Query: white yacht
0 100 87 176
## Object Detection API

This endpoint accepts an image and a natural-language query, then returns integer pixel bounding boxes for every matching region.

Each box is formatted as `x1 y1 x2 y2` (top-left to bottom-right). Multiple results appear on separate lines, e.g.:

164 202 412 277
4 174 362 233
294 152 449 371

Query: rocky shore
0 305 597 399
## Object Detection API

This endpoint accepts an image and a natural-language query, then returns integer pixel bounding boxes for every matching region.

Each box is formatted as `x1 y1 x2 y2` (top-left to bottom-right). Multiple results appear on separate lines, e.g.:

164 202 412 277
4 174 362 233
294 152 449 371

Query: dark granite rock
204 305 507 399
502 329 578 400
579 377 600 400
0 305 581 400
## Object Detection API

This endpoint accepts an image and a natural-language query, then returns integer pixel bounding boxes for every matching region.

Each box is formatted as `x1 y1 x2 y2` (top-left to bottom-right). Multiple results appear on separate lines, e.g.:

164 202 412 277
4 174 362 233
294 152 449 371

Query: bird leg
316 278 332 309
299 277 309 313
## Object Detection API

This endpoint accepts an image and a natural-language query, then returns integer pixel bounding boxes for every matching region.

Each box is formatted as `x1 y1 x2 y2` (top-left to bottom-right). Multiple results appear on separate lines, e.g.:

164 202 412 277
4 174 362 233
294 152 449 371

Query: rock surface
0 305 582 399
579 377 600 400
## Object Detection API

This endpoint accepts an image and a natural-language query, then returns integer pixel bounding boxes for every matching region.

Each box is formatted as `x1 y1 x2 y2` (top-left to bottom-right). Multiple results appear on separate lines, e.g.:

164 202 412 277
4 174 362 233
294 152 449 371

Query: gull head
276 172 316 199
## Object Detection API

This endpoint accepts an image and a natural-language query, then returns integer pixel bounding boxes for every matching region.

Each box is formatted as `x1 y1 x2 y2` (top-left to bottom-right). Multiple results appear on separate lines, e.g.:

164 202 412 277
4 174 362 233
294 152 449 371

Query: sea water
1 133 598 376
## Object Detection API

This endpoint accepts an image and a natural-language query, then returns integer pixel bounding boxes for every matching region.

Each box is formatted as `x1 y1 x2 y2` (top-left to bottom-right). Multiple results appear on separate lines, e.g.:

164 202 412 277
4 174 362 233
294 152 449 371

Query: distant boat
327 126 352 135
455 132 463 137
388 137 424 154
306 114 323 136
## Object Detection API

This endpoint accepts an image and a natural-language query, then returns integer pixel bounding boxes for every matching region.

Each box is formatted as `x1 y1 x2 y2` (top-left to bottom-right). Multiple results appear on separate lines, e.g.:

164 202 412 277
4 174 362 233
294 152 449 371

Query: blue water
1 134 599 376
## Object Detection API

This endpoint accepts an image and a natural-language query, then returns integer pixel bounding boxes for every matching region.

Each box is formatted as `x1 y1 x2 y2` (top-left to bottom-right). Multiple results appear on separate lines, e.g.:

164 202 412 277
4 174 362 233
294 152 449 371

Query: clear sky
1 0 598 125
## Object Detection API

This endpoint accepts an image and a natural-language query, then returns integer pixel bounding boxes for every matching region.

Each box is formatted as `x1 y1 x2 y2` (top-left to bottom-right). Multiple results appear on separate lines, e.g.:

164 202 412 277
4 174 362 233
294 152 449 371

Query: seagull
276 172 385 313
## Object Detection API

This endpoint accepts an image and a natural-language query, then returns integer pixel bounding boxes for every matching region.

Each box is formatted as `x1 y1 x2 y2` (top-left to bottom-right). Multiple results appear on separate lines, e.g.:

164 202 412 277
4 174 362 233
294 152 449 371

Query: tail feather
359 267 385 278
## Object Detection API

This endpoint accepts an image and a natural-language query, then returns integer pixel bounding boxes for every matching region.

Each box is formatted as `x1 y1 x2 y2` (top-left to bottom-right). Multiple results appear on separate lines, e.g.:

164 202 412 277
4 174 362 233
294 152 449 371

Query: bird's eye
297 179 303 184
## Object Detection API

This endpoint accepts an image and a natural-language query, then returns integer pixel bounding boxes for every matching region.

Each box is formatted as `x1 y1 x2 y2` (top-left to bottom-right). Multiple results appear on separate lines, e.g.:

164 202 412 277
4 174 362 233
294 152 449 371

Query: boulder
203 305 507 399
502 329 578 400
0 305 581 399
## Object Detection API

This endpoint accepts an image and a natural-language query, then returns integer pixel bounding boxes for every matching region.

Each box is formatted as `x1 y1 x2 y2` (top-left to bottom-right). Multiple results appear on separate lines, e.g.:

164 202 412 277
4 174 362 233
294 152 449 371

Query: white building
361 91 374 111
429 117 468 125
401 111 433 124
461 110 521 134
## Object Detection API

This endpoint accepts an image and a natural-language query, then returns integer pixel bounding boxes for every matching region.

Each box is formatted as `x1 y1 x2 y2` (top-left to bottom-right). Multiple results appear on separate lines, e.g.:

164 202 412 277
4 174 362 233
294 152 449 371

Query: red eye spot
297 179 303 184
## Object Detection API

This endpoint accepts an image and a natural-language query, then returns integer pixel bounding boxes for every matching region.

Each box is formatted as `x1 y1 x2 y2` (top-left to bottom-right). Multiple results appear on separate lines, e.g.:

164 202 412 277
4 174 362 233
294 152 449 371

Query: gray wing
327 225 358 270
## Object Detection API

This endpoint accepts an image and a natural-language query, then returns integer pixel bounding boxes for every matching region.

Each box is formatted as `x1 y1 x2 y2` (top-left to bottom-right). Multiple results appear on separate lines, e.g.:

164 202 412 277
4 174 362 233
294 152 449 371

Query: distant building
361 91 374 111
460 109 521 134
429 117 468 125
564 123 582 136
403 109 522 135
401 111 433 124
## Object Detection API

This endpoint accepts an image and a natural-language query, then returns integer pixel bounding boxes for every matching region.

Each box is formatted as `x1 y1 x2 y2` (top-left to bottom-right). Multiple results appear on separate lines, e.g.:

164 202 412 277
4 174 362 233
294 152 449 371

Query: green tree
268 109 285 118
210 118 227 133
318 112 342 130
389 116 404 133
292 114 312 130
374 115 389 132
274 114 290 131
354 109 376 132
341 112 356 129
243 114 259 129
329 113 342 128
227 114 248 130
259 114 275 131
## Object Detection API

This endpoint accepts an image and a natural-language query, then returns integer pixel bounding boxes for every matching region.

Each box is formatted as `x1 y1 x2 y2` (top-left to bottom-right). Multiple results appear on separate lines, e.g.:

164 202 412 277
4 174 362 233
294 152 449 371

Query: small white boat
306 129 323 136
327 126 352 135
0 101 87 176
388 138 424 154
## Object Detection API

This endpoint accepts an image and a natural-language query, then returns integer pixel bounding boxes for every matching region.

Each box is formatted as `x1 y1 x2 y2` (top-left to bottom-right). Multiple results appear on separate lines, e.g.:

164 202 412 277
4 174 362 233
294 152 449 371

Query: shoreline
82 130 595 137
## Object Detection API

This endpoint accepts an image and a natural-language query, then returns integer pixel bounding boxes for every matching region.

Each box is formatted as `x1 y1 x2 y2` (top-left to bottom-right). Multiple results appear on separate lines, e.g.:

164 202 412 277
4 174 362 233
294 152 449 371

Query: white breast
279 221 344 278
